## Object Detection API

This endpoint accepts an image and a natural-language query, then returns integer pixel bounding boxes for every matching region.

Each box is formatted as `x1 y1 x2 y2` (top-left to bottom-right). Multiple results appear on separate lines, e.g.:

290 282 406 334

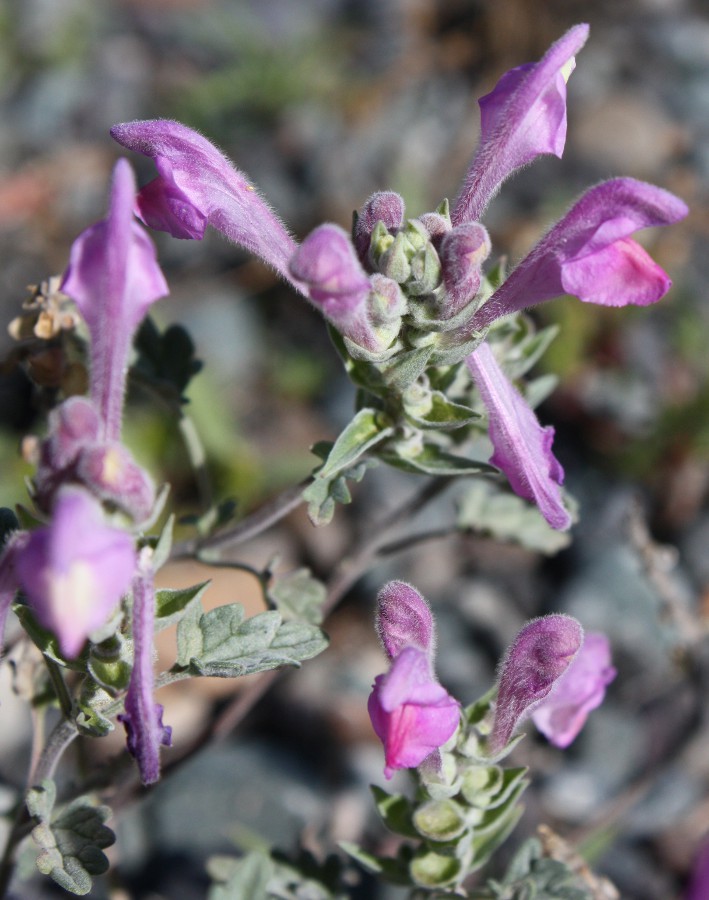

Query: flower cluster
368 583 616 778
111 23 687 531
0 160 171 784
367 582 460 779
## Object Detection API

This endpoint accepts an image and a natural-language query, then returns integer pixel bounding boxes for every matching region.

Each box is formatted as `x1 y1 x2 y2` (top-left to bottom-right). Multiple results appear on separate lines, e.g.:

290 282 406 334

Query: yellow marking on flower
102 447 124 486
560 58 576 84
49 561 95 618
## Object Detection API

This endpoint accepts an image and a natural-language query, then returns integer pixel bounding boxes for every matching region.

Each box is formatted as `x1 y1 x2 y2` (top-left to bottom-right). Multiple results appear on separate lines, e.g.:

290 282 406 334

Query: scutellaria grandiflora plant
0 23 688 899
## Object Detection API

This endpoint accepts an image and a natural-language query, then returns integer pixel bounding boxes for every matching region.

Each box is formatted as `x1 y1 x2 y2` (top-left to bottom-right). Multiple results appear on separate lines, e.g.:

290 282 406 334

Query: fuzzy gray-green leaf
207 851 272 900
267 568 326 625
182 605 328 678
30 785 115 896
155 581 211 632
380 443 494 476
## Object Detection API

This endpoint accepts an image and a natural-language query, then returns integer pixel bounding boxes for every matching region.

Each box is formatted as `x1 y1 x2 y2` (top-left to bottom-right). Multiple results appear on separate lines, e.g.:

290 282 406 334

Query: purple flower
452 24 589 225
439 222 491 316
111 120 399 352
14 487 136 658
532 632 616 748
470 178 689 331
368 581 459 779
289 224 392 352
353 191 406 264
34 397 155 524
110 119 299 288
687 841 709 900
490 614 583 753
466 342 570 530
62 159 168 441
119 550 172 785
375 580 435 660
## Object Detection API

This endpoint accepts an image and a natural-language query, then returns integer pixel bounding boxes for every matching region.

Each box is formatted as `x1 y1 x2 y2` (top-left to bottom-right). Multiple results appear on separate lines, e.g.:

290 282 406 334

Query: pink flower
532 632 616 748
289 224 391 351
490 614 583 753
110 120 298 286
14 487 136 658
470 178 689 331
687 841 709 900
466 342 570 531
368 582 459 779
62 159 168 441
452 24 589 225
369 647 460 779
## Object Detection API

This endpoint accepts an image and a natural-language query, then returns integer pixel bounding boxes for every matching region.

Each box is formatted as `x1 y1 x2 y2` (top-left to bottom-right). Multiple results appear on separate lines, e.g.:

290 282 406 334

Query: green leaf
304 408 390 525
339 842 412 886
457 480 574 555
207 851 272 900
155 581 211 632
87 634 132 695
150 514 175 573
484 767 529 811
13 604 87 672
267 568 326 625
379 443 495 476
405 391 480 430
177 604 328 678
370 785 418 839
380 345 434 391
460 765 503 809
429 330 486 366
409 847 462 888
466 782 528 873
132 317 203 404
413 798 467 842
175 596 204 668
76 681 115 737
304 457 377 526
317 408 391 480
28 780 115 896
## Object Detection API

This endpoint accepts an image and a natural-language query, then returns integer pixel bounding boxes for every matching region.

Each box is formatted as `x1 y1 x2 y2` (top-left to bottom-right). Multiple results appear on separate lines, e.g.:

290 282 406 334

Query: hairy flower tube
61 158 168 442
531 632 616 748
466 342 570 530
118 549 172 784
489 614 583 754
452 23 589 225
368 582 459 779
14 487 136 659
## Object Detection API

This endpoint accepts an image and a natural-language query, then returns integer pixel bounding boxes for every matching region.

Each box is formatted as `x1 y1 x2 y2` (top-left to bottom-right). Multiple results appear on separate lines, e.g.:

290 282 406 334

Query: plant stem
44 658 73 720
0 718 78 898
174 479 310 559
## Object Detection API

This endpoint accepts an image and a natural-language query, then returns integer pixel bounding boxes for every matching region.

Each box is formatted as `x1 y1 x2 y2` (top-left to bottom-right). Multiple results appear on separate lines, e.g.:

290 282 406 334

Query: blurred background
0 0 708 897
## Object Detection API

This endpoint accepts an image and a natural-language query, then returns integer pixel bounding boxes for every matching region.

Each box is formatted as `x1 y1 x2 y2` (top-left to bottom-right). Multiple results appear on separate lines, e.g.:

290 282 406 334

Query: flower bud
376 581 435 660
440 223 491 316
368 646 460 779
76 443 156 524
489 614 583 753
354 191 405 263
